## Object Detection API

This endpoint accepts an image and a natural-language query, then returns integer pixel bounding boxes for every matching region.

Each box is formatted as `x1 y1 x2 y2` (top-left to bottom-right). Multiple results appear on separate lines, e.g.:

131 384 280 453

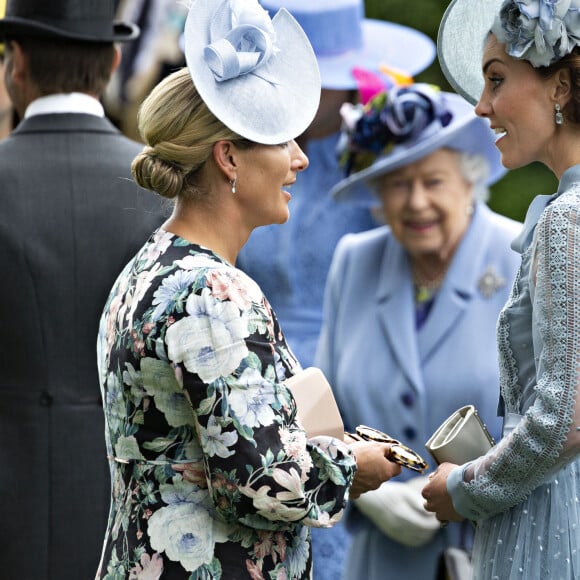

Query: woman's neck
410 255 452 304
162 208 246 266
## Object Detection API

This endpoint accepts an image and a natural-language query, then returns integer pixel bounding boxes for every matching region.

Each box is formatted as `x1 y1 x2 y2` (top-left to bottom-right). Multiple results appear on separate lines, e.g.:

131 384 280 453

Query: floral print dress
95 229 356 580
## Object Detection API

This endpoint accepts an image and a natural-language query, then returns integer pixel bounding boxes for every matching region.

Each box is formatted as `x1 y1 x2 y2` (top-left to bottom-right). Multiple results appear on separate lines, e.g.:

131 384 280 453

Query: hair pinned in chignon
131 148 185 200
131 67 245 202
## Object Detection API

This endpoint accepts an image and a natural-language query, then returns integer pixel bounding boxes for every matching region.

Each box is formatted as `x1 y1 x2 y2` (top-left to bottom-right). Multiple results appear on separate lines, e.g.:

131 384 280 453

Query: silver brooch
477 265 506 298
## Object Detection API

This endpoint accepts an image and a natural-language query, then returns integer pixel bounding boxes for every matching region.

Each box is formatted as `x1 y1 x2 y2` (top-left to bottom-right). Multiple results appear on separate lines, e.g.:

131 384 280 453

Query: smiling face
236 139 309 228
475 34 561 171
376 149 473 265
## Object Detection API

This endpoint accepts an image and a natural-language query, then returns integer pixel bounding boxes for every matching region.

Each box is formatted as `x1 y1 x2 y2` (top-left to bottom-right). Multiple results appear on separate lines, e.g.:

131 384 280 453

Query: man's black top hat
0 0 139 42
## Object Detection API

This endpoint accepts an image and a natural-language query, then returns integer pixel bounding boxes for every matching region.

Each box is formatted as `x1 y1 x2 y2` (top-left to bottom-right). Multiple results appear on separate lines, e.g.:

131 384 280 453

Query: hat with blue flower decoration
183 0 320 145
438 0 580 105
330 83 506 206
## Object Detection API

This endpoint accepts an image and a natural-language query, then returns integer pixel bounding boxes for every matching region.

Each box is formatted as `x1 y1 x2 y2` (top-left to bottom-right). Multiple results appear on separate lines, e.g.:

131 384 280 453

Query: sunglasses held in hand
347 425 429 473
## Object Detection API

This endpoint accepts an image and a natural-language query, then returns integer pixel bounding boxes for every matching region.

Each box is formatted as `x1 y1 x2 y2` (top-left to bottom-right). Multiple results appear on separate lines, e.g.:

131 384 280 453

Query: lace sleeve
454 193 580 519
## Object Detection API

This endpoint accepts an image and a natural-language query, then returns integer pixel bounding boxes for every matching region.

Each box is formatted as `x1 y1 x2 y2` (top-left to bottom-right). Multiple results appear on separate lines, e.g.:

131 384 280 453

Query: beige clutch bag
425 405 495 465
284 367 344 439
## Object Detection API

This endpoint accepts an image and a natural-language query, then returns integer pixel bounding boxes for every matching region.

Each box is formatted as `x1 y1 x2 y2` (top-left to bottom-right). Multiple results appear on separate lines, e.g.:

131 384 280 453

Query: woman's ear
212 140 238 182
553 68 572 103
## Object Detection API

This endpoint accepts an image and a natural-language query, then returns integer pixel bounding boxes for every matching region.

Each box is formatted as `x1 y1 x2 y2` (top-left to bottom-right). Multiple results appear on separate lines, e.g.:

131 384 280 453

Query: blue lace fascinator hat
330 84 506 206
259 0 436 90
184 0 320 144
438 0 580 105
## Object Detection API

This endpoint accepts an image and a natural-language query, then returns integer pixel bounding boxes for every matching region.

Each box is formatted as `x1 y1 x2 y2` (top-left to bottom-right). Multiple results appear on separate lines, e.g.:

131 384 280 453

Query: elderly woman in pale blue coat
316 84 522 580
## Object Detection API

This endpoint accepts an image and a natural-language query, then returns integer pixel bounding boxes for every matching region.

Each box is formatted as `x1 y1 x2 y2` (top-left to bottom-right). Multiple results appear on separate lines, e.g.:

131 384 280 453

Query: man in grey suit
0 1 167 577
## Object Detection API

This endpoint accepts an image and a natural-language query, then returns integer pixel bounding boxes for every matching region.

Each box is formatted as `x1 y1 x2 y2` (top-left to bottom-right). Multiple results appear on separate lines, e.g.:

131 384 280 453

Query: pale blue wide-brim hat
259 0 436 89
331 90 506 206
438 0 504 105
184 0 320 144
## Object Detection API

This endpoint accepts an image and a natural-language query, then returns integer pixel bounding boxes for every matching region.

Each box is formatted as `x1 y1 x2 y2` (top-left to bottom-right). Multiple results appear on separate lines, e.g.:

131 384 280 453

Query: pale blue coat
316 203 522 580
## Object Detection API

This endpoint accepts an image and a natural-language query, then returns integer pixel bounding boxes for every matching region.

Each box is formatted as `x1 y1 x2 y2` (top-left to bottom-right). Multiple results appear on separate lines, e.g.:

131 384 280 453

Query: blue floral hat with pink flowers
330 83 505 206
438 0 580 105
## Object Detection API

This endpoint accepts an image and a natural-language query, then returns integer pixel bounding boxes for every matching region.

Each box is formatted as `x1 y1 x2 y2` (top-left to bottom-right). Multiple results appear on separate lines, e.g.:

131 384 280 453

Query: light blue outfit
447 166 580 580
237 132 379 580
316 203 522 580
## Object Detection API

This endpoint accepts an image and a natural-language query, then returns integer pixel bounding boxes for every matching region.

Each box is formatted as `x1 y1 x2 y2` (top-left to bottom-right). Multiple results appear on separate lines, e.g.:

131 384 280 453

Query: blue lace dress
95 230 357 579
447 165 580 579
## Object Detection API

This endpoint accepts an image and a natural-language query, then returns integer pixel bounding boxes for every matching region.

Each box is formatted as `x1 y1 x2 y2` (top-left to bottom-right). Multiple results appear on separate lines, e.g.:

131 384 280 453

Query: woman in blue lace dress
423 1 580 578
316 83 520 580
95 0 402 578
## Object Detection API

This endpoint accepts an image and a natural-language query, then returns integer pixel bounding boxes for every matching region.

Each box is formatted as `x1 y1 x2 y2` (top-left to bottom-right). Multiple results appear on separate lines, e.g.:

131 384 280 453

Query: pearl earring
230 178 237 194
555 103 564 125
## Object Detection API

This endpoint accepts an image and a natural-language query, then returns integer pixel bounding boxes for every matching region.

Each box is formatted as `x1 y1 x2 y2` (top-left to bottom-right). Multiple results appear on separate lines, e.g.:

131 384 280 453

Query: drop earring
230 178 237 194
555 103 564 125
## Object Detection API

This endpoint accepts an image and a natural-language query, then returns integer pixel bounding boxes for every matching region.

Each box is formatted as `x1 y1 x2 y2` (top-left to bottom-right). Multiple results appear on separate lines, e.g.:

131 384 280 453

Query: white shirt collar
24 93 105 119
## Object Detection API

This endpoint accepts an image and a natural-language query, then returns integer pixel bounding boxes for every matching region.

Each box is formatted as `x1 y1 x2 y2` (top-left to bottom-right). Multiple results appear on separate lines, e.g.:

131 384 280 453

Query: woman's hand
421 462 463 524
348 440 402 499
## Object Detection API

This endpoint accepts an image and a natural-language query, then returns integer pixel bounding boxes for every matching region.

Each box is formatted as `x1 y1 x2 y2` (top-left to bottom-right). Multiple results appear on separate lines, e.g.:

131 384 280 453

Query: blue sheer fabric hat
259 0 436 89
184 0 320 145
331 85 506 206
438 0 504 105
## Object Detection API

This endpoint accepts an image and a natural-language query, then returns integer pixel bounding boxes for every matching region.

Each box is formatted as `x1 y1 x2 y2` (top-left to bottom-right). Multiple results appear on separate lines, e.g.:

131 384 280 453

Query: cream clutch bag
284 367 344 439
425 405 495 465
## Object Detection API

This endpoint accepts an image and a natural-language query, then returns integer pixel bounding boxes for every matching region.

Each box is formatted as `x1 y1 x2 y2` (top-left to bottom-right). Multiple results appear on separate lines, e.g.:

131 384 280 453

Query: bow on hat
204 0 278 82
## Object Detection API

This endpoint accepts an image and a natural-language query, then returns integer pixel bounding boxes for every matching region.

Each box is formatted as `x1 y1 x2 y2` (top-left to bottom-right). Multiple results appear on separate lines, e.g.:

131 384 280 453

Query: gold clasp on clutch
346 425 429 473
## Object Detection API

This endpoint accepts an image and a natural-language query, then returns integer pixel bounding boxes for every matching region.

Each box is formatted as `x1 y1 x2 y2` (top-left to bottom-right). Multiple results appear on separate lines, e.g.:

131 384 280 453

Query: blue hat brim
259 1 435 89
317 20 436 90
438 0 504 105
331 92 506 206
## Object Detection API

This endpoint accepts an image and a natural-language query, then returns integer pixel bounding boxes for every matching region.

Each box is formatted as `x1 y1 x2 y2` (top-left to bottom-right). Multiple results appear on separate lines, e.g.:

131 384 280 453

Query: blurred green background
365 0 558 222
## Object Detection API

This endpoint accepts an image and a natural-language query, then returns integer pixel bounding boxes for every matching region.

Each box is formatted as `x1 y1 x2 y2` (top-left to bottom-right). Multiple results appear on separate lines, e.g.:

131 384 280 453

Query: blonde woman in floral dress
95 0 401 578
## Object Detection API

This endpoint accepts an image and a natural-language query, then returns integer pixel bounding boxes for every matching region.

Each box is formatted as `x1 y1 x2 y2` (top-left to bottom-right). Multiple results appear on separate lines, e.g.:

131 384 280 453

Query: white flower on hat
336 84 452 176
493 0 580 67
